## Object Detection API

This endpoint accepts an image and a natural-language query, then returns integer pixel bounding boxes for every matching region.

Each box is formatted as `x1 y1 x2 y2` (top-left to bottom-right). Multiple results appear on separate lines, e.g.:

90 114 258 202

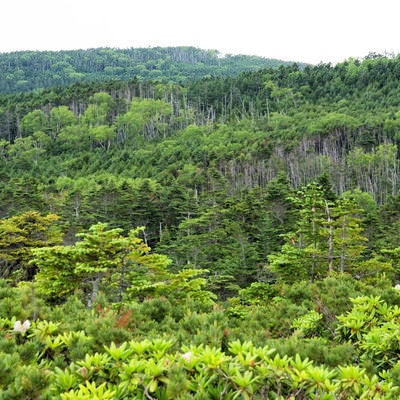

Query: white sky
1 0 399 65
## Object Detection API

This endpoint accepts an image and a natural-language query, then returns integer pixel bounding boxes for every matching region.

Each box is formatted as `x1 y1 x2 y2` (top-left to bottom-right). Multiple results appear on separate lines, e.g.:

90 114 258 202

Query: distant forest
0 46 296 93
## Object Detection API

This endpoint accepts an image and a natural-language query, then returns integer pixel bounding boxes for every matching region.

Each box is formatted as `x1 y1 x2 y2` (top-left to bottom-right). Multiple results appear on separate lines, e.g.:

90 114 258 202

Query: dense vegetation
2 48 400 397
0 46 294 93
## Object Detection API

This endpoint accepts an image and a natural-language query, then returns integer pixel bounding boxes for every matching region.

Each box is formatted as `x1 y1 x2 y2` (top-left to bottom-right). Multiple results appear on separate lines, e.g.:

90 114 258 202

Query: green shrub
270 337 355 367
1 364 50 400
46 338 399 399
336 295 400 372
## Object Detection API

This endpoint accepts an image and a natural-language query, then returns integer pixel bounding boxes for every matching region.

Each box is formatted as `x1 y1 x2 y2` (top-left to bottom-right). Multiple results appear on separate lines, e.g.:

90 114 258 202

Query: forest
2 47 400 398
0 47 294 93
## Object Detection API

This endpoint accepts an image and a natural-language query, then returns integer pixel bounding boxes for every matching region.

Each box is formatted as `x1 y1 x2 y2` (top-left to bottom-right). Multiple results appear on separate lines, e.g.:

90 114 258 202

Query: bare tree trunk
118 256 127 302
325 201 334 273
340 215 347 273
87 276 101 309
311 207 316 283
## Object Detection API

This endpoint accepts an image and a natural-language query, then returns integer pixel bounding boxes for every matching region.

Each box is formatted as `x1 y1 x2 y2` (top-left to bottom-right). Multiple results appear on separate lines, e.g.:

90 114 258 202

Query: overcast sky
1 0 399 65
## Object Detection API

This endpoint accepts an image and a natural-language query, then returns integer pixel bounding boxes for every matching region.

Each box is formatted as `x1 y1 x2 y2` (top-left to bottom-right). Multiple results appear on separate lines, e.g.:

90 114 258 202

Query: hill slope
1 53 400 287
1 52 400 400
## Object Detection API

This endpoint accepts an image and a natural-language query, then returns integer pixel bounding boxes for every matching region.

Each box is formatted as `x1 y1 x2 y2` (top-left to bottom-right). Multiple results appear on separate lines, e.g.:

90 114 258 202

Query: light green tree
0 211 62 282
33 223 144 305
87 125 115 151
49 106 76 139
20 109 48 137
115 98 172 143
82 92 115 128
33 223 215 306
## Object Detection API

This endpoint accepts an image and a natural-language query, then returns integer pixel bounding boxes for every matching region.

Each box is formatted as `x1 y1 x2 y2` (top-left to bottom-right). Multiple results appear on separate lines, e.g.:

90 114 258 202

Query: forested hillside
0 46 294 93
3 51 400 398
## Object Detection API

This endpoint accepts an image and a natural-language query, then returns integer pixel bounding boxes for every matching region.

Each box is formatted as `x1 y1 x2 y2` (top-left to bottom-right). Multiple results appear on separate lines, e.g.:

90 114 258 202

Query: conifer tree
269 183 369 283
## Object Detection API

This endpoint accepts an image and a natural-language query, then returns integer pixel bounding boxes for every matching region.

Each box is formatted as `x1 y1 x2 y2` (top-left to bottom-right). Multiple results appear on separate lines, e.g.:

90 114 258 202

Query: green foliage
336 295 400 372
0 211 62 282
292 310 323 338
307 112 362 136
32 246 78 302
238 282 280 305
